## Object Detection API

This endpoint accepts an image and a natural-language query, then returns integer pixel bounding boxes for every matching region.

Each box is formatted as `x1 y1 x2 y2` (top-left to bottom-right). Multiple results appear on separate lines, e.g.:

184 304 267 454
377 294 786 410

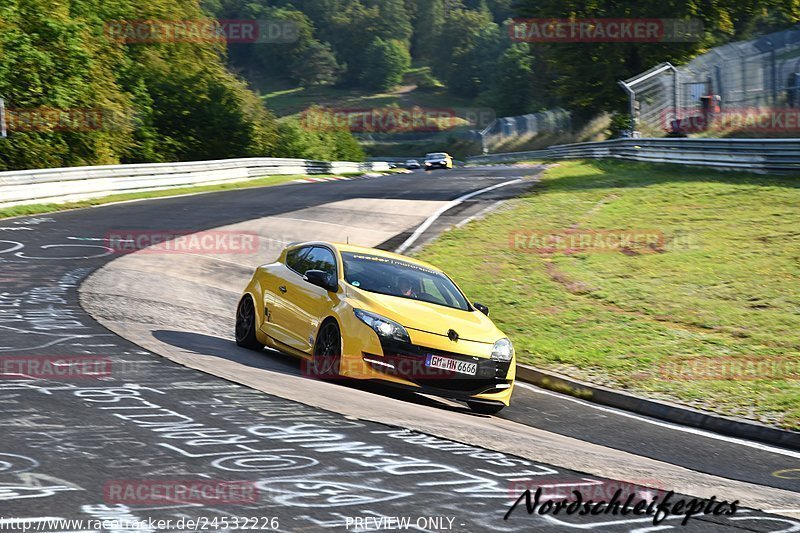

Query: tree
0 0 285 170
293 41 343 86
486 43 537 116
431 7 502 98
318 0 416 87
227 6 317 81
331 128 366 160
275 107 365 161
371 0 414 44
412 0 446 59
360 37 411 90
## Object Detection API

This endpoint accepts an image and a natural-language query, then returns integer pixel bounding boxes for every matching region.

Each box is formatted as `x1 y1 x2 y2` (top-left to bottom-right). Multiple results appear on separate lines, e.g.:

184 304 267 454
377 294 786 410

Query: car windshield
426 153 446 159
341 252 470 311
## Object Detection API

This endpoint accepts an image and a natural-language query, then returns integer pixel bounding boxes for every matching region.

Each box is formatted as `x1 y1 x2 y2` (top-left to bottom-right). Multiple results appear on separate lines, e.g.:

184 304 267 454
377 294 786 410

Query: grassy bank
259 68 472 119
417 160 800 429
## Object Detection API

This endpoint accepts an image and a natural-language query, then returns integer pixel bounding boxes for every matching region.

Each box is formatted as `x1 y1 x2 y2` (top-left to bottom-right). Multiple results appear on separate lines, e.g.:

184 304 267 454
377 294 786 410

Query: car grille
367 338 511 395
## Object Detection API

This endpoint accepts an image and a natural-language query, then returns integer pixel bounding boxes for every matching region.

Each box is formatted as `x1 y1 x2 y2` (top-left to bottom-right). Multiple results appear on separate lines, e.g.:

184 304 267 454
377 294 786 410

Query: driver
397 276 418 298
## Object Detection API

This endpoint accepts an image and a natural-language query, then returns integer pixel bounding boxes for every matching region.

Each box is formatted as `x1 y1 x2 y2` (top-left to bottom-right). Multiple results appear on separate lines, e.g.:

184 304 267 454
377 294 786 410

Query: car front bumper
361 337 514 401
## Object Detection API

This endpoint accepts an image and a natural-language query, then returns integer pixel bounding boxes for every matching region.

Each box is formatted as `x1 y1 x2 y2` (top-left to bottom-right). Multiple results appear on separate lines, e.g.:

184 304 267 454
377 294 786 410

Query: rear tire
467 401 505 416
235 295 264 351
311 320 341 379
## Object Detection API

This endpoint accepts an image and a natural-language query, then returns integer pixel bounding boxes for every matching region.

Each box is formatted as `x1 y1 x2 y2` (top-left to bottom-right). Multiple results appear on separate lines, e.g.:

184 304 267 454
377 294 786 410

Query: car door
272 246 339 354
260 245 311 349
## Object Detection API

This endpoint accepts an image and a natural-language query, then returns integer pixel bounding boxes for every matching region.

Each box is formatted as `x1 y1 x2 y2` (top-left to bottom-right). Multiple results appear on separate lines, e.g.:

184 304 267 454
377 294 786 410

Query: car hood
347 285 503 344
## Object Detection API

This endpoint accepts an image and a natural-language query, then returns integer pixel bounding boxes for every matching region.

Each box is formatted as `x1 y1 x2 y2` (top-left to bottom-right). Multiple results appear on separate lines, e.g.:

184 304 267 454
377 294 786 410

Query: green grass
417 160 800 430
260 75 484 159
259 77 482 158
0 174 306 220
259 70 474 119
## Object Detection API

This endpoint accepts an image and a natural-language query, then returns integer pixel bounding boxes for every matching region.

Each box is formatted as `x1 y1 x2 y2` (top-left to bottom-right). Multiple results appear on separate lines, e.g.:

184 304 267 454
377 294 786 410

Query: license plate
425 354 477 376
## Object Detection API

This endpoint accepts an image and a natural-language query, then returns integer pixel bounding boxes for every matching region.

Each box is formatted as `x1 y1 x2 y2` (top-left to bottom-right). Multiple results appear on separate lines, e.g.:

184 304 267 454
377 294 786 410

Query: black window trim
285 244 339 280
285 245 312 276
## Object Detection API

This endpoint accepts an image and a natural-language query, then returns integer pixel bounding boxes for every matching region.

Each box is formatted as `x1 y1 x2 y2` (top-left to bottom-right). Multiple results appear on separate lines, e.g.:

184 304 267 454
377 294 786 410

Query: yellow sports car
424 152 454 170
235 242 515 414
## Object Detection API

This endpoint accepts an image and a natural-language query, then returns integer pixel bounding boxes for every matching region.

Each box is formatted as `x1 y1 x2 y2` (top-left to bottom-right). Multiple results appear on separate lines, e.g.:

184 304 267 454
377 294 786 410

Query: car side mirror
304 270 338 292
474 302 489 316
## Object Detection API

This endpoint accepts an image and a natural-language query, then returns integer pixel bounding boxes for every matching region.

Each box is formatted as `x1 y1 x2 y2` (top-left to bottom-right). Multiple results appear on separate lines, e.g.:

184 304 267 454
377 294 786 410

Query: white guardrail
0 158 391 208
467 137 800 173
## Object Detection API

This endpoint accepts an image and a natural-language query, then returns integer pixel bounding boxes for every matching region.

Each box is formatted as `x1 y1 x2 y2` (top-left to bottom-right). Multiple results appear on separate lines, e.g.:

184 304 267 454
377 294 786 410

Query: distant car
405 159 421 170
424 152 454 171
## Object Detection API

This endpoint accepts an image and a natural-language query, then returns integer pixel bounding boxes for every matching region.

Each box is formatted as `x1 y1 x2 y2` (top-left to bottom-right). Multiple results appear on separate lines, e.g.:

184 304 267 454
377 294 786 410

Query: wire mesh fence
626 25 800 136
476 108 572 150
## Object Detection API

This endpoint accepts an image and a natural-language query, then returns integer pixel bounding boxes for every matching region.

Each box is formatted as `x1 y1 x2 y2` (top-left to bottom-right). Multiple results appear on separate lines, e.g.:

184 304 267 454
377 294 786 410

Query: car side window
422 278 446 302
285 247 311 273
296 246 337 276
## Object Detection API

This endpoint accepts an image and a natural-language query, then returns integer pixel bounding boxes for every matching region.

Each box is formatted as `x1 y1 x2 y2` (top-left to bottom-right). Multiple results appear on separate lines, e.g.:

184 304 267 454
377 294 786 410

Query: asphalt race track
0 166 797 532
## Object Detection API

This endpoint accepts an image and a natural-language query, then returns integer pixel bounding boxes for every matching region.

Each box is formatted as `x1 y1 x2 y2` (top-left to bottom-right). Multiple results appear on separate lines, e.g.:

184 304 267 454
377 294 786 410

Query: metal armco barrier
0 158 390 208
467 138 800 173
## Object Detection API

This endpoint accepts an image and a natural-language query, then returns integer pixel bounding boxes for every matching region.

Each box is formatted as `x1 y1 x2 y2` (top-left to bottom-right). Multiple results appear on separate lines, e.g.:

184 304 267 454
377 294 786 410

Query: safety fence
474 108 572 149
467 137 800 173
625 26 800 135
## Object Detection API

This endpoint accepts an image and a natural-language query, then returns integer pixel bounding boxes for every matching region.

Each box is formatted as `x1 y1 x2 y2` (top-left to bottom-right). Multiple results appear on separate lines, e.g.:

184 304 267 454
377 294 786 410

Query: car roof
288 241 443 272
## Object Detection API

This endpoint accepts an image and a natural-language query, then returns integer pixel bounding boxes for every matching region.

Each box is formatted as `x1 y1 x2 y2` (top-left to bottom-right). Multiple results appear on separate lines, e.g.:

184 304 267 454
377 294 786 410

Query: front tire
235 295 264 351
311 320 341 379
467 401 505 416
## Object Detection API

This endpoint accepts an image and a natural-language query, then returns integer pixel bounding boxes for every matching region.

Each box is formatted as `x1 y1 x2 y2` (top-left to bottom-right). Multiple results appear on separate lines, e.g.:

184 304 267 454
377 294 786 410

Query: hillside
0 0 363 171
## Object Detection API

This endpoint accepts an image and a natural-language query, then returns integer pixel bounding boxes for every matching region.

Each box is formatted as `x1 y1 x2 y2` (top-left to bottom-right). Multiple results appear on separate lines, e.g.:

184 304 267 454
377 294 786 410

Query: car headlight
354 309 410 343
491 338 514 362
